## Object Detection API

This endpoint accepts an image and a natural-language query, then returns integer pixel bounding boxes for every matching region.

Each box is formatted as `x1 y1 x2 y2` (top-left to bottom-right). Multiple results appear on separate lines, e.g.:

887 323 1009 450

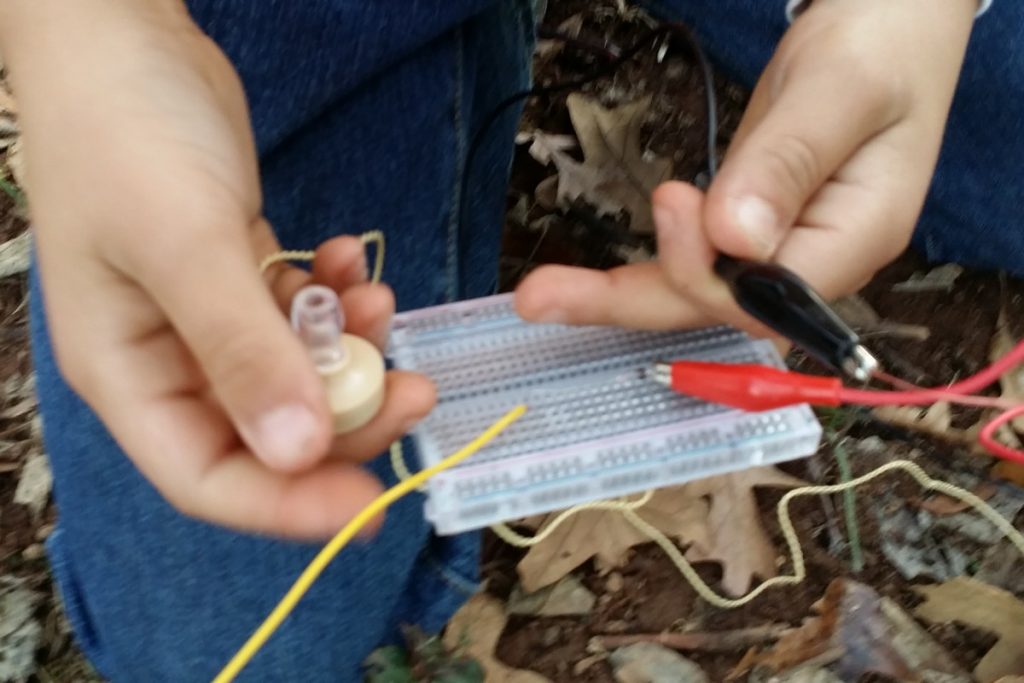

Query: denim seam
423 549 480 597
445 27 466 303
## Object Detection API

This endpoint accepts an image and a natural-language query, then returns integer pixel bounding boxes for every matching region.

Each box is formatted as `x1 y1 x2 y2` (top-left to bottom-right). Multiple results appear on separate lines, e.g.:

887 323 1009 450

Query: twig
804 454 846 556
591 624 790 653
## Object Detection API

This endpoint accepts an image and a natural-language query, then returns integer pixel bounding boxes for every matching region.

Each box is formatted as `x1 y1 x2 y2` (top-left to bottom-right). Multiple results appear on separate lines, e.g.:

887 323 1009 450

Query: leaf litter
533 93 672 235
730 579 970 682
915 577 1024 682
0 577 42 683
516 466 804 597
443 593 552 683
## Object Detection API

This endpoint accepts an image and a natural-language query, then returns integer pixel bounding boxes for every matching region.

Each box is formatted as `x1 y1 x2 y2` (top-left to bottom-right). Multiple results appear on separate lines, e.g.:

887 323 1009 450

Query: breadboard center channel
387 293 822 535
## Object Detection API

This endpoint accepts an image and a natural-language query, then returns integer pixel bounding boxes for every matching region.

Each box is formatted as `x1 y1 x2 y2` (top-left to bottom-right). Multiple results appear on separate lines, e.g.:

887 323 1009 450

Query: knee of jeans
46 529 112 677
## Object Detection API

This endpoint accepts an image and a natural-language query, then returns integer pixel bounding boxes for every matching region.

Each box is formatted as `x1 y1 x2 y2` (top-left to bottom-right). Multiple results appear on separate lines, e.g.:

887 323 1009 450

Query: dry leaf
609 642 708 683
516 487 710 592
984 305 1024 481
507 575 595 617
914 482 997 516
516 466 803 597
991 306 1024 428
443 593 552 683
915 577 1024 682
534 13 584 60
14 452 51 516
991 460 1024 486
517 131 577 166
832 295 930 341
0 578 42 683
0 229 29 278
874 401 951 433
682 467 806 597
546 94 672 234
613 243 653 264
892 264 964 293
737 579 969 682
872 402 973 447
0 115 17 144
6 137 25 189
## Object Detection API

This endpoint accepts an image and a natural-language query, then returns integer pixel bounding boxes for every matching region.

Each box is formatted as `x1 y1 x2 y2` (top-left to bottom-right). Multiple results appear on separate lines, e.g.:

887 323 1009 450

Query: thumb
145 222 332 473
704 62 899 259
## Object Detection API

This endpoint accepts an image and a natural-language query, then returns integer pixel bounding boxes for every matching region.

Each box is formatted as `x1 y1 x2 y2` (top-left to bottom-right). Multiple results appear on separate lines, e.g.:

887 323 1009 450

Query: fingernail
730 196 780 257
243 403 320 470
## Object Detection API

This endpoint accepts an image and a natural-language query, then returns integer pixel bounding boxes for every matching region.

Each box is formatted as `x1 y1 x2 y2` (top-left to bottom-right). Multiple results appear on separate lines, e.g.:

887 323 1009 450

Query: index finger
514 261 710 329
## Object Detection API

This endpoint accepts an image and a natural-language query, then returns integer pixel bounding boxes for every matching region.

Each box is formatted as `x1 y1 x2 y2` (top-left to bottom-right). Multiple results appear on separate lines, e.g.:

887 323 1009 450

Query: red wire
852 339 1024 465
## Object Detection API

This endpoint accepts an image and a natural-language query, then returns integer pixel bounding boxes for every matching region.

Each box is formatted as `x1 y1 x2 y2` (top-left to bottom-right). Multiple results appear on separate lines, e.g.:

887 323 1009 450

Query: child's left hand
515 0 978 335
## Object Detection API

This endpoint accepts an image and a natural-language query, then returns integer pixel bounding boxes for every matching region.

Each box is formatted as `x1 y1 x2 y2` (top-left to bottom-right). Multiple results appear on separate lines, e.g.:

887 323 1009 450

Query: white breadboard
387 293 822 535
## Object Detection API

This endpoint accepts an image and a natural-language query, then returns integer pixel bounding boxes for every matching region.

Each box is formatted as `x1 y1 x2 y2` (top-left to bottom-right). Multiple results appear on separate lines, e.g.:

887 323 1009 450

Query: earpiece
291 284 385 433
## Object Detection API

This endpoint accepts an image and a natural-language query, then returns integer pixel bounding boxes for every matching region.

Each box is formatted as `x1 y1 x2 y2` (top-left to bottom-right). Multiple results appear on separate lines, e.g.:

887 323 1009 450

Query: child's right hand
2 0 435 539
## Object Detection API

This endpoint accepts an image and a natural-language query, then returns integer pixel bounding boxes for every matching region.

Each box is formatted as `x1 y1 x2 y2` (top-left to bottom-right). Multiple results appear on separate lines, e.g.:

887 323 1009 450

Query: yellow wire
493 458 1024 610
212 405 527 683
257 230 385 283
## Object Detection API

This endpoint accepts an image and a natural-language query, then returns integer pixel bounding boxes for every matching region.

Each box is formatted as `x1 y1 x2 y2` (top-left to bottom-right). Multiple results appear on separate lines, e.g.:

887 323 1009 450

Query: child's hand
3 0 434 539
515 0 977 334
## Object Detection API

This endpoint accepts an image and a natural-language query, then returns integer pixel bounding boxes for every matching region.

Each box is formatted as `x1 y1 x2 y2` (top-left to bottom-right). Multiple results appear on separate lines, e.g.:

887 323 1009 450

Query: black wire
455 20 721 296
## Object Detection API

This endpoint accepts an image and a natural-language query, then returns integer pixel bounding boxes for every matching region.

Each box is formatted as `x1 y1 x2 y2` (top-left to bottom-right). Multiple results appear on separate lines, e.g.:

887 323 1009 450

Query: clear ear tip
291 285 347 372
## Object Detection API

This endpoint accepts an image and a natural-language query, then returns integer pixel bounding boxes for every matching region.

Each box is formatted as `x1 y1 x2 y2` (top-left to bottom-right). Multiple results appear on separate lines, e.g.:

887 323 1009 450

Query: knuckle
829 52 907 122
763 134 821 199
200 329 275 395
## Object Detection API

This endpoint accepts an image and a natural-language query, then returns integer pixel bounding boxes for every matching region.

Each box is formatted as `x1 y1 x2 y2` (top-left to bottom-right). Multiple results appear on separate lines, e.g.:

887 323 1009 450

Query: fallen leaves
0 578 42 683
507 576 595 617
0 228 30 279
516 466 804 597
683 467 806 597
443 594 551 683
14 451 52 517
914 577 1024 682
892 264 965 293
609 642 708 683
832 295 931 341
871 401 970 447
874 481 1024 582
731 579 970 682
0 74 23 189
516 487 709 593
532 93 672 234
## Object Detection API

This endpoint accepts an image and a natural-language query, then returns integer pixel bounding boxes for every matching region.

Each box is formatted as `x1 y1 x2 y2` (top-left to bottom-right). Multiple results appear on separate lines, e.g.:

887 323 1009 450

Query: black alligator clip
714 254 878 381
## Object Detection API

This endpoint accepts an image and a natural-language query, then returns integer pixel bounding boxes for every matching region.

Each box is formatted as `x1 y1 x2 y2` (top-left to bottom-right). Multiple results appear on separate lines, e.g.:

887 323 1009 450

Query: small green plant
364 625 484 683
0 174 22 206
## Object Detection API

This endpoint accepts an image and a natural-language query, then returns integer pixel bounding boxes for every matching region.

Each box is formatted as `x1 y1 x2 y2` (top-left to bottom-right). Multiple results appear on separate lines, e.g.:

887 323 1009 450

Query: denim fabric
29 1 533 681
645 0 1024 275
28 1 1024 682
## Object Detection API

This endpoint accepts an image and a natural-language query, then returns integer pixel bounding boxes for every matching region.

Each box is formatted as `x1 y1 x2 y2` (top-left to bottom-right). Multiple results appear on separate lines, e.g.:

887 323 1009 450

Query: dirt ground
1 2 1023 682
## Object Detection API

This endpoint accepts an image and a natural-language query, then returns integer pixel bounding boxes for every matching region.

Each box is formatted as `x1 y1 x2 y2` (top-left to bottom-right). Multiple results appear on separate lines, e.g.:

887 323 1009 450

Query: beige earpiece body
322 333 386 434
290 283 386 435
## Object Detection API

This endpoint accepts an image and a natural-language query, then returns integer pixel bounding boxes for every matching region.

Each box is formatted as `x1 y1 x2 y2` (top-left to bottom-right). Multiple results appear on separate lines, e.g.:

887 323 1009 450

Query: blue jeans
28 1 1024 681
